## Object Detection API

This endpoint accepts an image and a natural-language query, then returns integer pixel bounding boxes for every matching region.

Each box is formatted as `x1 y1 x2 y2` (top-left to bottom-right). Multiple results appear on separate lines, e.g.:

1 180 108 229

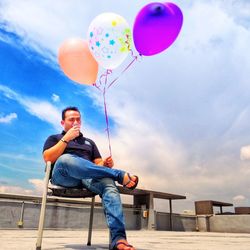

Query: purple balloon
133 2 183 56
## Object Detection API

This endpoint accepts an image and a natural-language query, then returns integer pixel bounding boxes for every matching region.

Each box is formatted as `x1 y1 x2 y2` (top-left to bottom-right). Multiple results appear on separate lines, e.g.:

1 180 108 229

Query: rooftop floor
1 229 250 250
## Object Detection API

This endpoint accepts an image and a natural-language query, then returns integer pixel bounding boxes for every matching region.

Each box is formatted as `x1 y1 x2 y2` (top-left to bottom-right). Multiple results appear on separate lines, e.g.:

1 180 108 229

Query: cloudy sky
0 0 250 213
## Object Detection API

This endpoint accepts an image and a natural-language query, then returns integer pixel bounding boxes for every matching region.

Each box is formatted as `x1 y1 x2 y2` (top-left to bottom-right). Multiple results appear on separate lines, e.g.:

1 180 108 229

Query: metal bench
195 200 233 215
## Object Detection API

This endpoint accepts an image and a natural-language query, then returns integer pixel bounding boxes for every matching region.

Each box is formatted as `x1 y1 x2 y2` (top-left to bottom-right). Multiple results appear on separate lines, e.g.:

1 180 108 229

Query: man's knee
56 154 74 165
101 178 119 194
101 178 117 186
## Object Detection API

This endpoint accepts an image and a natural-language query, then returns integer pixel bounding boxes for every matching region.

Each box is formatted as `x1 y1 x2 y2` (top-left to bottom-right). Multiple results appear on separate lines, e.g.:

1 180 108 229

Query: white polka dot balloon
87 12 132 70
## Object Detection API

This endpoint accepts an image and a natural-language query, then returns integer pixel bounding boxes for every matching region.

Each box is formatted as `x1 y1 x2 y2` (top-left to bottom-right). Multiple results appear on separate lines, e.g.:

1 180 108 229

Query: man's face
61 110 81 131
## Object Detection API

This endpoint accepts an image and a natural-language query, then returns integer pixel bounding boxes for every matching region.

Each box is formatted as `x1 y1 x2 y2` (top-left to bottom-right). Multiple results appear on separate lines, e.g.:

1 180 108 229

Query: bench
195 200 233 215
117 186 186 230
235 207 250 214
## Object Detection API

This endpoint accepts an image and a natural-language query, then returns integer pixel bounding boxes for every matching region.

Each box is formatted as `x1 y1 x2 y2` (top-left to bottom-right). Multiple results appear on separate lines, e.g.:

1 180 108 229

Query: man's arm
93 156 114 168
43 140 67 163
43 126 80 163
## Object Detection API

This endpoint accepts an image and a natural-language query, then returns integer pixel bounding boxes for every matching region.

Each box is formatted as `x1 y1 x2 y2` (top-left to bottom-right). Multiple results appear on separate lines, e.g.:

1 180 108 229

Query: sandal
123 173 139 190
113 240 135 250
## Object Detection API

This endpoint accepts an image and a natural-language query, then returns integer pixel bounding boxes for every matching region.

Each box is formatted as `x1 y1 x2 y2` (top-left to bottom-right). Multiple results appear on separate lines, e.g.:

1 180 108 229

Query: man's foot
123 173 139 190
113 239 135 250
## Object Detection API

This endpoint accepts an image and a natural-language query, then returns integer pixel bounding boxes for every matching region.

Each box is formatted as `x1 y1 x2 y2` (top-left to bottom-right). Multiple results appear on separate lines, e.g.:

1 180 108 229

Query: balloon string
92 51 141 157
107 50 140 89
103 85 112 157
93 69 112 157
94 69 112 89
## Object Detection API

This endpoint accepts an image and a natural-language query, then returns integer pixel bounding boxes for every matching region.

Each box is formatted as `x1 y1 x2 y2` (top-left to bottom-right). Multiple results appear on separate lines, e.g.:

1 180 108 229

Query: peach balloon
58 38 98 85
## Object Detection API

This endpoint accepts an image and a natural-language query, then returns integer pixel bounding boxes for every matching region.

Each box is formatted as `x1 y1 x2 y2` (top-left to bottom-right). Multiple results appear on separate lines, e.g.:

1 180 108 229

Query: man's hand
103 156 114 168
64 125 80 142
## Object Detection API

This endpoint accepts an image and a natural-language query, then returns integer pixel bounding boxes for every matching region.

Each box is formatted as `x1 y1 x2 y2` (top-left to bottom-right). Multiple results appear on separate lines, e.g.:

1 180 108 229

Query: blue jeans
51 154 127 248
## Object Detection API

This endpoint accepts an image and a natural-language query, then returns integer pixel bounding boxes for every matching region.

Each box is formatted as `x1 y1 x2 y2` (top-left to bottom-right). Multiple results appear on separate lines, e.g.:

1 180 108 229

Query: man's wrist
60 138 68 144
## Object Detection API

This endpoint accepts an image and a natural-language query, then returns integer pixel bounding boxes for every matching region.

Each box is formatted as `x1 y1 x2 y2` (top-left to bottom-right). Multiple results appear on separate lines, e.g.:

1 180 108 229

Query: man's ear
61 120 64 126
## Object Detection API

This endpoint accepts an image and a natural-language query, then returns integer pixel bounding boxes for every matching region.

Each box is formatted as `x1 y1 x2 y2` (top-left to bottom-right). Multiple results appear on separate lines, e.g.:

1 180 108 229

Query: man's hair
62 106 80 120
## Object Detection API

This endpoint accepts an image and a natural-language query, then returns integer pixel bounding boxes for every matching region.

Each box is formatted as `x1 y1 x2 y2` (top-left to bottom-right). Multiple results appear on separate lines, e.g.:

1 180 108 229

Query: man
43 106 138 250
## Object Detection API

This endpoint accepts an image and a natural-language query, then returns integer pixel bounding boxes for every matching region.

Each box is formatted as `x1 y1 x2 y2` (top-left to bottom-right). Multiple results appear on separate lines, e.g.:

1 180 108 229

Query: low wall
0 198 195 231
156 212 196 231
210 215 250 233
4 194 249 233
0 200 140 229
197 215 250 233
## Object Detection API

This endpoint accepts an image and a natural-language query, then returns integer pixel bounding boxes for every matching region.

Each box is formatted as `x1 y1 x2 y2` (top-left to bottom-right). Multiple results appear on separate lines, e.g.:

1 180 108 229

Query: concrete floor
1 229 250 250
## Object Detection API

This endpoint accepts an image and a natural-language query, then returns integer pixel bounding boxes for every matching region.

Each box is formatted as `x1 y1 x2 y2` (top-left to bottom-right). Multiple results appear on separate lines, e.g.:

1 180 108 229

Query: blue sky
0 0 250 212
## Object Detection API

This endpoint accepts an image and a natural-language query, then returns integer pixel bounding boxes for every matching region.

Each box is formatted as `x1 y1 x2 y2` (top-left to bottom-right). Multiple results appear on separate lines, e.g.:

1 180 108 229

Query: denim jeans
51 154 127 248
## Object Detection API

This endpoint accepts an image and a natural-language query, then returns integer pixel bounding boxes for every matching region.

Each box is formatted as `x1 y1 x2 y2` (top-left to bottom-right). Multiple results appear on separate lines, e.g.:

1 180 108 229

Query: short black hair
62 106 80 120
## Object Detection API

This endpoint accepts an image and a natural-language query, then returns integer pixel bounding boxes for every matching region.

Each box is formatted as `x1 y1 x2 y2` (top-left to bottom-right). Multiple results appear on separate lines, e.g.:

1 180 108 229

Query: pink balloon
58 38 98 85
133 2 183 56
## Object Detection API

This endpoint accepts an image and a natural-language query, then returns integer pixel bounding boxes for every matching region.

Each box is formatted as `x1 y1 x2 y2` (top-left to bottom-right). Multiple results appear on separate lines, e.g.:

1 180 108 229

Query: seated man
43 106 138 250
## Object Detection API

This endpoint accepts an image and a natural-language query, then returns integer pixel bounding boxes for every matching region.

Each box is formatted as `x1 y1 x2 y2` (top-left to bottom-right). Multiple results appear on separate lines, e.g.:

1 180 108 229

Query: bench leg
36 162 51 250
87 196 95 246
109 230 112 250
36 196 47 250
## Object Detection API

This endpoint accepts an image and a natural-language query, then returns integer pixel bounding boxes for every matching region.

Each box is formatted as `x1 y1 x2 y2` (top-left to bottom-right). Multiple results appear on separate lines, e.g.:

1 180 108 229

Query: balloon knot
150 4 165 16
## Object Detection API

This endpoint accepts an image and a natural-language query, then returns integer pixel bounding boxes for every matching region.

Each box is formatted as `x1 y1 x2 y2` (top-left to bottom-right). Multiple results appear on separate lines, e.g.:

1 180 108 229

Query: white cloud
0 185 34 195
240 145 250 160
0 112 17 123
51 93 60 102
22 99 61 129
0 178 43 195
0 0 92 61
28 179 43 194
233 195 246 201
233 194 248 207
0 84 61 130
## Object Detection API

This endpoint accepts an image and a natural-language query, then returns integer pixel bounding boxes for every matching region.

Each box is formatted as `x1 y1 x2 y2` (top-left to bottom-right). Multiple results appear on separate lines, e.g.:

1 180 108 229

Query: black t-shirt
43 131 102 162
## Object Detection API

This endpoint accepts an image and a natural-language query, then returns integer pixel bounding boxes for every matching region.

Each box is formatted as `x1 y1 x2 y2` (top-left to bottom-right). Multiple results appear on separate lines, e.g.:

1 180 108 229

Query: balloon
133 2 183 56
87 13 132 69
58 38 98 85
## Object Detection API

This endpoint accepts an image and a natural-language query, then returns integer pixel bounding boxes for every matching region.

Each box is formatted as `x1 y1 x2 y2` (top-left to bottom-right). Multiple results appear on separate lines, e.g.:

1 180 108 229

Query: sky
0 0 250 213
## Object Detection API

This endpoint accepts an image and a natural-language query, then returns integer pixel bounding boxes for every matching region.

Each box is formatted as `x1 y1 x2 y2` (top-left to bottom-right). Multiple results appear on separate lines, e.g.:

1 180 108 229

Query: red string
93 69 112 156
103 86 112 157
107 50 140 89
93 50 141 157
